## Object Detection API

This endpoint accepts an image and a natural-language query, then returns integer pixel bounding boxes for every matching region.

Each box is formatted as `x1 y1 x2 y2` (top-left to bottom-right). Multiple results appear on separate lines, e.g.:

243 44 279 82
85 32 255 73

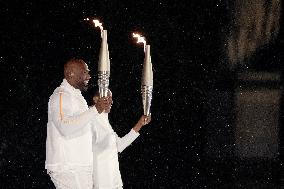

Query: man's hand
94 97 109 114
104 95 113 113
133 115 151 132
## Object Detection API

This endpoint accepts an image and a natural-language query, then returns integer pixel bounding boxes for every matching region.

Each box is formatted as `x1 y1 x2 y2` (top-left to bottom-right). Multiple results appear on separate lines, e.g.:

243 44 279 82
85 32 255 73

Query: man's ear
65 70 74 78
68 69 75 77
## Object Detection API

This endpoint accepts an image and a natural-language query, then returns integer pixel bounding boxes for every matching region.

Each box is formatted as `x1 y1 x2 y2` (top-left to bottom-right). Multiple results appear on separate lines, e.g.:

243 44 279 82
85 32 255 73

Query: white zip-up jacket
92 113 139 189
45 79 98 171
46 79 140 187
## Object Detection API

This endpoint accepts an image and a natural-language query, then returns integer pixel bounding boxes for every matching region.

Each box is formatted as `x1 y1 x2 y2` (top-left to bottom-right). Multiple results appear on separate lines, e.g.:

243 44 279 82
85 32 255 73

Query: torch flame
84 18 104 38
133 33 146 51
93 19 104 35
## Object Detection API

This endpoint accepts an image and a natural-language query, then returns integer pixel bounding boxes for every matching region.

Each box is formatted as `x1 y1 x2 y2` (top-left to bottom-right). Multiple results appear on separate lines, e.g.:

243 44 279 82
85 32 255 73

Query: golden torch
133 33 153 116
85 18 110 97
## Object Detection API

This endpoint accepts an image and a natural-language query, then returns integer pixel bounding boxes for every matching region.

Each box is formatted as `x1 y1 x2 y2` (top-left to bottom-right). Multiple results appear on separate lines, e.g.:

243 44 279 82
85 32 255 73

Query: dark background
0 0 283 188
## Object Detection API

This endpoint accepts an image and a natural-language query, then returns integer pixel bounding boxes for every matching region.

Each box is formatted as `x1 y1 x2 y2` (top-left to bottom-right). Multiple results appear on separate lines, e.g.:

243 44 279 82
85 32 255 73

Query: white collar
61 79 82 95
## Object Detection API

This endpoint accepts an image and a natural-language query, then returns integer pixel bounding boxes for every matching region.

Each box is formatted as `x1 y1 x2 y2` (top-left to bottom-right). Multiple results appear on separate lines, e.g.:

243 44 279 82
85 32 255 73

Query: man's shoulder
49 85 73 100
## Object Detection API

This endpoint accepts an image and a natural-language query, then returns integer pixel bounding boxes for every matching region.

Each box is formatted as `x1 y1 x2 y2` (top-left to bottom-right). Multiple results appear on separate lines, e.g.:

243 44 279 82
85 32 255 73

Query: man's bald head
64 58 91 91
64 59 86 78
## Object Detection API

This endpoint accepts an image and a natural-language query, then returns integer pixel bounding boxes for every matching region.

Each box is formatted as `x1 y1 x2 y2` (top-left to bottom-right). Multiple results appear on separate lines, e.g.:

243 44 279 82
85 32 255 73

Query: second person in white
92 90 151 189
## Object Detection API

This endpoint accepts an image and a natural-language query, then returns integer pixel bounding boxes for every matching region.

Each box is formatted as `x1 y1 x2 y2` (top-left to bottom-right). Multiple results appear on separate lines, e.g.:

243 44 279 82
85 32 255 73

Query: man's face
73 63 91 91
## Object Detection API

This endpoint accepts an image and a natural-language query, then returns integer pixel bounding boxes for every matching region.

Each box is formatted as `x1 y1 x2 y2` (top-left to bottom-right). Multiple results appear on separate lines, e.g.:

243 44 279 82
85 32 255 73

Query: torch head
142 45 153 86
98 30 109 72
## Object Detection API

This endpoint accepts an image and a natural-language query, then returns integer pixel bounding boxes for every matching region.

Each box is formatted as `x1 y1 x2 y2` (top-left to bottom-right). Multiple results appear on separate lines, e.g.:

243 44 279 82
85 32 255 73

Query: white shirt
92 114 140 189
45 79 98 172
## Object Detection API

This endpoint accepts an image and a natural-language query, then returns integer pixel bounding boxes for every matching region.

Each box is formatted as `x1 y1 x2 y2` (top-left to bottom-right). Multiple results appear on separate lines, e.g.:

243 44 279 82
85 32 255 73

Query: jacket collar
61 79 82 96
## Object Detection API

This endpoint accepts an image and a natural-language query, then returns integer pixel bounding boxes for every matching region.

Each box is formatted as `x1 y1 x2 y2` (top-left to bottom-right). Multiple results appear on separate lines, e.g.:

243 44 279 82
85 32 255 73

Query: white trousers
48 170 93 189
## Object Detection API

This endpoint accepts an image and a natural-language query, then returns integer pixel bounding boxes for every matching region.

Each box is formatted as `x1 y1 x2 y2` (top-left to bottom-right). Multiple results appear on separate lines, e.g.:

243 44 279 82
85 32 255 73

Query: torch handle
98 71 110 97
141 85 153 116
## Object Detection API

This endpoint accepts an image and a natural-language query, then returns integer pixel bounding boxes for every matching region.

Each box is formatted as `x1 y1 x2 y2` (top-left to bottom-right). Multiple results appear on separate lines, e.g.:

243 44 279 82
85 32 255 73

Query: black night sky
1 0 284 188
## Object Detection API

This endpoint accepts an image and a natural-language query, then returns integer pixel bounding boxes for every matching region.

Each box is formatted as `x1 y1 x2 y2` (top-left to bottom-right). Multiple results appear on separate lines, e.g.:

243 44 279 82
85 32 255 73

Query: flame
84 18 104 37
133 33 146 51
93 19 104 33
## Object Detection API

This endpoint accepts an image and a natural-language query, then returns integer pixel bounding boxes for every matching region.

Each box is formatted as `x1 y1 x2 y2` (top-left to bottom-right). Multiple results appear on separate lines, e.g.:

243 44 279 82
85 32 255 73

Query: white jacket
45 79 98 171
92 114 139 189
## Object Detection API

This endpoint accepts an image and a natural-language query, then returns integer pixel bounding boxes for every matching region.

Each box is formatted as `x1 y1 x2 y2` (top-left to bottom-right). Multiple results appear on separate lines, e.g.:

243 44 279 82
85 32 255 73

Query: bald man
45 58 108 189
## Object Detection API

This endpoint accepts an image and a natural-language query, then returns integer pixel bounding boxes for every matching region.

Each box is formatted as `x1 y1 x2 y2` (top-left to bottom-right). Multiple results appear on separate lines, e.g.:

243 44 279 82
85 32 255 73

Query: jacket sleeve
49 92 99 137
115 129 140 153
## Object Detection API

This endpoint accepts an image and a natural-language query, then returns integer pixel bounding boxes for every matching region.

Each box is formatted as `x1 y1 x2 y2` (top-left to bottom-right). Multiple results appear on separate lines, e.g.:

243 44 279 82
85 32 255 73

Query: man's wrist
133 123 142 132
